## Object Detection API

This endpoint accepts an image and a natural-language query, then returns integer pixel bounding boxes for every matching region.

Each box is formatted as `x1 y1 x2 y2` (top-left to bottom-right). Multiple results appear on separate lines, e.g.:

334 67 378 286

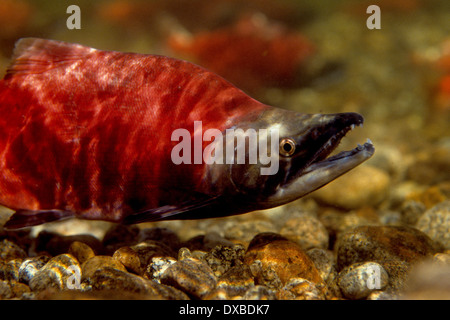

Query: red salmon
0 38 374 229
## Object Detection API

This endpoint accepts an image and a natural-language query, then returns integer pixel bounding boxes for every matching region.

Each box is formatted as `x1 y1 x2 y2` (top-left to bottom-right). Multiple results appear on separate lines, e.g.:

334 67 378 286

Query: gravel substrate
0 197 449 300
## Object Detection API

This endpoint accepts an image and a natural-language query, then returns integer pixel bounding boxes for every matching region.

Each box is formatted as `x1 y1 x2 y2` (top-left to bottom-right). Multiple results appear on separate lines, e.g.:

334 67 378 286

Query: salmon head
202 108 374 213
0 38 374 229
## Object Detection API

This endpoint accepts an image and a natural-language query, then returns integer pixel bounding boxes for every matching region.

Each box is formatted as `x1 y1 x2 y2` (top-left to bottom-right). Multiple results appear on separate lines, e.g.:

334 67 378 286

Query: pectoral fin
122 195 221 225
3 209 75 230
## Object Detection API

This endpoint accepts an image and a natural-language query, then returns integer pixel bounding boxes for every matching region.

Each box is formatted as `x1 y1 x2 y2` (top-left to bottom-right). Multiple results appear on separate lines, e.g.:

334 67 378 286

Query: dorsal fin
6 38 95 77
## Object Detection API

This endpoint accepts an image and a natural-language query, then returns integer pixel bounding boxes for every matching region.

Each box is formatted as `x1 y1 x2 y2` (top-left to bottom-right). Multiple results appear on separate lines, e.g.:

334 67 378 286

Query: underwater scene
0 0 449 303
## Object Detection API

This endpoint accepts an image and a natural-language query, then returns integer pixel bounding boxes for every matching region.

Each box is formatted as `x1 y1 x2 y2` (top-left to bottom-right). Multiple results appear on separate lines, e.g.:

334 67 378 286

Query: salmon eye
280 138 296 156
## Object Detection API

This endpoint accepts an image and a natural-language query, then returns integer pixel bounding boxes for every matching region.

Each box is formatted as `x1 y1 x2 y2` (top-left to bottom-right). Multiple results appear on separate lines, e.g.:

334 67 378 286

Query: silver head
203 107 375 210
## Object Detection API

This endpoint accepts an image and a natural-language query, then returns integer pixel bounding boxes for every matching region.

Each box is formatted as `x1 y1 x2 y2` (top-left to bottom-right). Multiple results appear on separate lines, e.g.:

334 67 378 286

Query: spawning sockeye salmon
0 38 374 229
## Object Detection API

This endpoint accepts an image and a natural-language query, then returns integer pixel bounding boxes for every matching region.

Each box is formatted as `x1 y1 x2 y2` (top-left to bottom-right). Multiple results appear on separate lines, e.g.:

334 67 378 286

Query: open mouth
304 114 375 173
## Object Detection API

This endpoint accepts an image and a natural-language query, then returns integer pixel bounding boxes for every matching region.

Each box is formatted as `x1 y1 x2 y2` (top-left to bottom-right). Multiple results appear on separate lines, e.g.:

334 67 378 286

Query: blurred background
0 0 449 241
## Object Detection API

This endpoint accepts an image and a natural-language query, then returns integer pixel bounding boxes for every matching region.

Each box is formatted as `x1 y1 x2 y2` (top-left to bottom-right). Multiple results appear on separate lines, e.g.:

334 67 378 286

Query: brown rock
216 264 255 297
29 254 81 292
8 280 31 298
311 165 390 210
0 280 12 299
113 246 142 274
137 227 181 250
81 256 127 281
68 241 95 264
88 267 189 299
131 241 176 272
102 224 140 254
336 225 439 270
202 244 245 277
244 233 324 287
18 255 50 284
0 259 21 281
336 225 439 292
242 285 276 300
280 216 329 250
0 239 27 262
277 278 326 300
34 231 103 257
416 200 450 250
160 253 217 299
224 220 276 245
407 186 448 209
337 262 389 299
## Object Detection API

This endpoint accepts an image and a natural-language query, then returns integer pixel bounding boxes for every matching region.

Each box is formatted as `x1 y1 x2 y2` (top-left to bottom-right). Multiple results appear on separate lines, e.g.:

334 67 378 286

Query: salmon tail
3 209 75 230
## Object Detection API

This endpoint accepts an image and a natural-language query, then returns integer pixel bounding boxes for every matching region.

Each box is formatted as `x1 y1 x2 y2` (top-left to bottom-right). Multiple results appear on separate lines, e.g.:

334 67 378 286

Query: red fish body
0 39 374 229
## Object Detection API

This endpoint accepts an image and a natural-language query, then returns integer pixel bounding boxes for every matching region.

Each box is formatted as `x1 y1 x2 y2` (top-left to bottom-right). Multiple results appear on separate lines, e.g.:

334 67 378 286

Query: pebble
306 248 342 298
145 256 177 281
280 216 329 250
0 280 12 299
407 185 448 209
415 200 450 250
216 264 255 297
203 287 230 300
81 255 127 281
102 224 140 254
319 208 380 237
367 291 398 300
378 210 402 226
137 227 181 250
0 239 27 262
8 280 31 299
241 285 276 300
366 143 405 182
311 165 390 210
131 241 177 272
244 233 324 288
183 232 235 251
0 279 29 299
202 232 236 249
433 252 450 265
29 254 81 292
223 220 277 245
401 199 426 225
113 246 142 274
18 255 50 284
337 262 389 299
160 250 217 299
277 278 326 300
202 244 246 277
381 260 411 292
306 248 335 282
406 145 450 185
88 266 188 299
0 259 21 281
248 259 282 290
336 225 438 270
68 241 95 264
33 231 103 257
336 225 438 292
